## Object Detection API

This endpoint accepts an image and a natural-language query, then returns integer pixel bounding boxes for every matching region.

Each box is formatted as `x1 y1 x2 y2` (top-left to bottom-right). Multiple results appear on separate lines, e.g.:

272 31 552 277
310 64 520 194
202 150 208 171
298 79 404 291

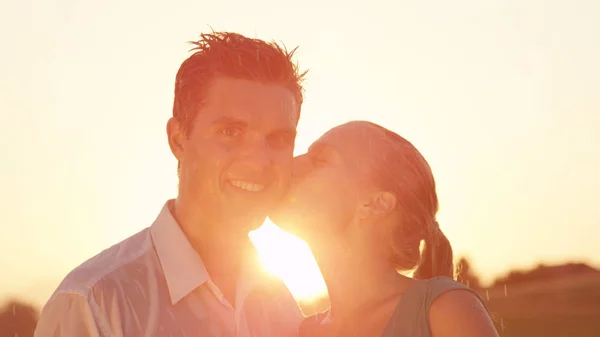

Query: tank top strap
298 310 329 337
423 276 475 309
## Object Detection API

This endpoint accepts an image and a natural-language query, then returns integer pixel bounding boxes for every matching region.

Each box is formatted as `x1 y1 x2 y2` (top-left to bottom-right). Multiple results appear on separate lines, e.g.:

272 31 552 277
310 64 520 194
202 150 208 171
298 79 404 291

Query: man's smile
228 179 267 192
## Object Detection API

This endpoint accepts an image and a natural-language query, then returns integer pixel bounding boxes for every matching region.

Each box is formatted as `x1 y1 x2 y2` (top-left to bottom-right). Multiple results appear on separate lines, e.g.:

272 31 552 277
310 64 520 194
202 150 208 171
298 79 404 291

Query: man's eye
269 133 295 148
219 126 243 138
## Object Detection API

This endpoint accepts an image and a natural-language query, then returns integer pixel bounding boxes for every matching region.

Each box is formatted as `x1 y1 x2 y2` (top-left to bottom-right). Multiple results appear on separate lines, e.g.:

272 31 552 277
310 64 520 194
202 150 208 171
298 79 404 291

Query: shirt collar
150 200 271 305
150 200 210 305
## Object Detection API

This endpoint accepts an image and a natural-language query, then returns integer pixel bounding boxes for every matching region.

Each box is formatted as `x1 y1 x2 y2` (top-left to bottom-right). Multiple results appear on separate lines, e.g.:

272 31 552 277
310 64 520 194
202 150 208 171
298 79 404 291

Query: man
35 31 308 337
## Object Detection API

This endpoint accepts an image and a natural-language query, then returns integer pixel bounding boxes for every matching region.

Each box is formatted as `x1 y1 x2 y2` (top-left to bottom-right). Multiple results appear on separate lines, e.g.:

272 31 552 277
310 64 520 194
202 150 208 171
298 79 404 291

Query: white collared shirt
34 201 304 337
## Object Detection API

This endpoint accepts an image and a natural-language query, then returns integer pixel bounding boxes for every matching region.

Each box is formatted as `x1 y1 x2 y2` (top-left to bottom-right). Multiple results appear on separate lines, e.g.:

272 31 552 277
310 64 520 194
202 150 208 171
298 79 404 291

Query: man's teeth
229 180 265 192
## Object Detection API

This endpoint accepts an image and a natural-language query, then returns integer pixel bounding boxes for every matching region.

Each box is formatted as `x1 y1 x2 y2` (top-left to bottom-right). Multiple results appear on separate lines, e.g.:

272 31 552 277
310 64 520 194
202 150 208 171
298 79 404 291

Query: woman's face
269 122 383 243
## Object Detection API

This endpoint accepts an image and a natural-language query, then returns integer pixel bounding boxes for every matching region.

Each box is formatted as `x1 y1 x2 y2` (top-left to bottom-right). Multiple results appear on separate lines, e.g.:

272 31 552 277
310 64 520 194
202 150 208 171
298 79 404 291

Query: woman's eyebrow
307 142 331 154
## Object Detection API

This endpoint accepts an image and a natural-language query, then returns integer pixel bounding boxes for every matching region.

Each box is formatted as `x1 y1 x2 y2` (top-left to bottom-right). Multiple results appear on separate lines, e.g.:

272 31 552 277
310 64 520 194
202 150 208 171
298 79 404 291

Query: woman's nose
292 154 311 179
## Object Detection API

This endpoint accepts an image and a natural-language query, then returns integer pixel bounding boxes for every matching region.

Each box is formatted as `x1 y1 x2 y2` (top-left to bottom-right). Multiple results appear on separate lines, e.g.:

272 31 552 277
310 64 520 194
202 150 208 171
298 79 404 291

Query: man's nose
238 140 272 172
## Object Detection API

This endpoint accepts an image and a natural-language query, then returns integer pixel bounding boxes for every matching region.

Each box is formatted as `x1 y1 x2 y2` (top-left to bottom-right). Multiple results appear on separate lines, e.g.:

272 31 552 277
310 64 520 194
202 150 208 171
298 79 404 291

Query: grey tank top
299 276 480 337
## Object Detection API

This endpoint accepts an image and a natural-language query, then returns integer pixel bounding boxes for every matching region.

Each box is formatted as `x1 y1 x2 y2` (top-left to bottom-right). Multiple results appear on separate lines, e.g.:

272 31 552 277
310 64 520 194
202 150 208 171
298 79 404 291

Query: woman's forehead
317 122 388 153
313 122 391 176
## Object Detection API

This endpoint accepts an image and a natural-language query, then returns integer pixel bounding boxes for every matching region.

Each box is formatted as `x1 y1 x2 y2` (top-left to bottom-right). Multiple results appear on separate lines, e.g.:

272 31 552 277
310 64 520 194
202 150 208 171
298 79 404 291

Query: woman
270 121 499 337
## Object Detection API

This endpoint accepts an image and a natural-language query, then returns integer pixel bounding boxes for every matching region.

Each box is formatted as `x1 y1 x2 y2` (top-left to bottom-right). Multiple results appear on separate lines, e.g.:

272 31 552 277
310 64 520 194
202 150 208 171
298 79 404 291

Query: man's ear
167 117 185 161
357 191 397 220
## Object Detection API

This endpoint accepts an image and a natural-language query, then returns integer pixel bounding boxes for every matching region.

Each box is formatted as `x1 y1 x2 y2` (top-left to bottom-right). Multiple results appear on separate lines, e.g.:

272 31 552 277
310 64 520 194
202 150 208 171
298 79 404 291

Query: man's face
170 77 299 235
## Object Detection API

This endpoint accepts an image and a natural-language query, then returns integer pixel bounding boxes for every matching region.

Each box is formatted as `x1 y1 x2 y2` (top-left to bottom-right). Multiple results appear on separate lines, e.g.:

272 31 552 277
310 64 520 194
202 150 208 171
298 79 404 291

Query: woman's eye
219 126 243 138
310 155 328 166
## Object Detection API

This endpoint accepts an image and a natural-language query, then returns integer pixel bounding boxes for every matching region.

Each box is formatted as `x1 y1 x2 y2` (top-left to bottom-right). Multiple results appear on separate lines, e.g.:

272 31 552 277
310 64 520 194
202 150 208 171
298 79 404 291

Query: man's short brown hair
173 31 308 134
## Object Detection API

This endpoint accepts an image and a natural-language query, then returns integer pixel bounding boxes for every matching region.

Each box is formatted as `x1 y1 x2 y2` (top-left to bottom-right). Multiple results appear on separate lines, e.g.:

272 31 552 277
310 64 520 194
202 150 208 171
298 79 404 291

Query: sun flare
249 219 328 301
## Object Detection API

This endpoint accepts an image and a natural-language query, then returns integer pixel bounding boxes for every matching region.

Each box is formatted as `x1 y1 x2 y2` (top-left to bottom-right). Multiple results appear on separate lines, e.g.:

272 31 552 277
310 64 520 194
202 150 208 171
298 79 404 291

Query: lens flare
249 218 328 301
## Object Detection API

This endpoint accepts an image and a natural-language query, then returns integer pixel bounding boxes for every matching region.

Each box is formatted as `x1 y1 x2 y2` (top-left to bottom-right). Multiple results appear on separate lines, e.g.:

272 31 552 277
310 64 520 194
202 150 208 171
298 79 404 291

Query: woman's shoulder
426 278 498 337
383 277 495 337
420 277 498 337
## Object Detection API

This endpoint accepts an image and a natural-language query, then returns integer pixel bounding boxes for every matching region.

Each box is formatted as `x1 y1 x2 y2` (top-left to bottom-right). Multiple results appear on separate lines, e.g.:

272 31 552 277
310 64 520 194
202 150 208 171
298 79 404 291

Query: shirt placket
205 280 248 337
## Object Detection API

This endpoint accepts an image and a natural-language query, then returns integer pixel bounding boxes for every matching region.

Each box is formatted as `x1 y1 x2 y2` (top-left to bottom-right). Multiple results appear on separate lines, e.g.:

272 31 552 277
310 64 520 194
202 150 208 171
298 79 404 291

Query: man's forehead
209 76 297 105
203 79 299 129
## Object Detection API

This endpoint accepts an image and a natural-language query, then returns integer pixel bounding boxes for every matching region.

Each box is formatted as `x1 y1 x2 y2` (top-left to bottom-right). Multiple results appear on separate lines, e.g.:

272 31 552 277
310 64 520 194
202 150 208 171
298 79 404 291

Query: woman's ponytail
413 221 455 280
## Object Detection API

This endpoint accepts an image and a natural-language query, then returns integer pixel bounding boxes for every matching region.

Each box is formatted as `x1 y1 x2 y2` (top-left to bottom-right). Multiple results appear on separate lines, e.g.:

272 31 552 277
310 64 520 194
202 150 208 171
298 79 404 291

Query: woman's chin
268 211 302 237
269 214 295 232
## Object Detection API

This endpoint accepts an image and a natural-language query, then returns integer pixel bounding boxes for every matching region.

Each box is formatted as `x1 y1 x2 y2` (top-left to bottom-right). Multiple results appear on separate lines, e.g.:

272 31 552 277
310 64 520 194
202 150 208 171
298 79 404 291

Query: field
481 272 600 337
298 271 600 337
2 264 599 337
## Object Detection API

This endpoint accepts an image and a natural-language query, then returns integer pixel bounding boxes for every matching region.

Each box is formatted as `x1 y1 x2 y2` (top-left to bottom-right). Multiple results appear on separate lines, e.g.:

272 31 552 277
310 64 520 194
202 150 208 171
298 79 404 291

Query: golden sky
1 0 599 306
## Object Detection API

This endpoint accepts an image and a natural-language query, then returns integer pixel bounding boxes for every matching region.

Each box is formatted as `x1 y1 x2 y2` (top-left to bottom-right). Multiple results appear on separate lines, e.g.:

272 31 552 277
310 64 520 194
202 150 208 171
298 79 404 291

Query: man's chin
226 212 268 231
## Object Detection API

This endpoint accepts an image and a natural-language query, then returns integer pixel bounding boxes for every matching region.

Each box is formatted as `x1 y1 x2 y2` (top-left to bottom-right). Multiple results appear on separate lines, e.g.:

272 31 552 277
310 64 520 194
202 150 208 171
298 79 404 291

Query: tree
456 257 482 289
0 299 39 337
492 262 600 287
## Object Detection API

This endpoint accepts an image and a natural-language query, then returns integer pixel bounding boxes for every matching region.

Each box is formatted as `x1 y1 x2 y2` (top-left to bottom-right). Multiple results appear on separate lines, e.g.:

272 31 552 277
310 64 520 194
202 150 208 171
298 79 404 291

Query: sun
249 218 328 301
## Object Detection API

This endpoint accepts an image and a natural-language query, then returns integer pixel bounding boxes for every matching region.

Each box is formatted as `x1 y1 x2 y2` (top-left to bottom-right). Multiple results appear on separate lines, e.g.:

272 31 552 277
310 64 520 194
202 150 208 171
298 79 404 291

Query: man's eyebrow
212 116 248 126
271 128 297 136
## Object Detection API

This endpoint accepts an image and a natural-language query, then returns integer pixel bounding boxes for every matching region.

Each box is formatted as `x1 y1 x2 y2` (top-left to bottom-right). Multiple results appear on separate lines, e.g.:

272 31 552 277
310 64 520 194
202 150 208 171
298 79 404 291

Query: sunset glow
2 1 600 314
250 219 328 301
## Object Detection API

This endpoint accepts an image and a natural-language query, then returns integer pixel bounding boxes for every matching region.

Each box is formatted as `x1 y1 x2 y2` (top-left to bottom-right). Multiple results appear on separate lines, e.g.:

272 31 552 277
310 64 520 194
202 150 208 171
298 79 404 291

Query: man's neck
171 198 253 305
